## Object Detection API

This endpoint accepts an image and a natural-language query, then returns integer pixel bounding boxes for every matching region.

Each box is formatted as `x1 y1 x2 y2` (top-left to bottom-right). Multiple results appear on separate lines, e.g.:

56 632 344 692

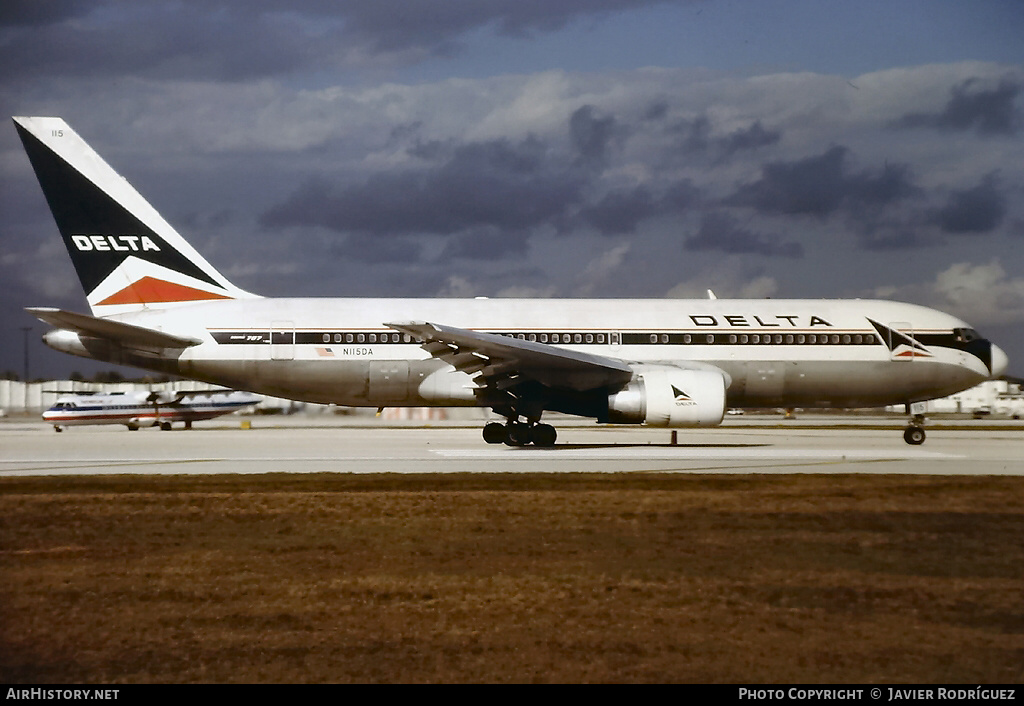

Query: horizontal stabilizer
26 307 201 349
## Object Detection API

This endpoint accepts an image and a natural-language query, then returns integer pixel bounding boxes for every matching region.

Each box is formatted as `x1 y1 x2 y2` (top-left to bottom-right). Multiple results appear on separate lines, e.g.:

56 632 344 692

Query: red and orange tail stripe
96 276 233 306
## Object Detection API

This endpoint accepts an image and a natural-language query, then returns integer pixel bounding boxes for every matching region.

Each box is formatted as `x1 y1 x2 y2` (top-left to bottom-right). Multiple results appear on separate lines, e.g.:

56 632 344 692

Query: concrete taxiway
1 414 1022 476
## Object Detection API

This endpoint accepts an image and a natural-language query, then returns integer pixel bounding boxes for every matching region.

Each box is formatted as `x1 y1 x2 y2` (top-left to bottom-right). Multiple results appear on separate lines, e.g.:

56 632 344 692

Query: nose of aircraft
989 343 1008 378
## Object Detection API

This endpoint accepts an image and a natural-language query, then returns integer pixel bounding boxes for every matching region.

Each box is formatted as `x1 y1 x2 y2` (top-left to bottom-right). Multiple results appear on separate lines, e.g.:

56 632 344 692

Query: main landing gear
903 413 926 445
483 420 558 447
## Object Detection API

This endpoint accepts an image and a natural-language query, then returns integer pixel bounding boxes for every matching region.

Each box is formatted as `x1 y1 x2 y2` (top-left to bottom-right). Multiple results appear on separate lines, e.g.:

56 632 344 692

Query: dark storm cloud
932 174 1007 234
262 136 588 236
717 121 781 157
665 115 781 160
684 211 803 258
438 227 531 261
0 0 93 27
894 78 1023 135
573 180 701 235
669 115 712 152
0 4 319 82
0 0 680 82
643 100 670 122
569 105 622 166
577 187 658 235
328 0 682 52
725 146 917 217
333 235 424 264
857 226 937 251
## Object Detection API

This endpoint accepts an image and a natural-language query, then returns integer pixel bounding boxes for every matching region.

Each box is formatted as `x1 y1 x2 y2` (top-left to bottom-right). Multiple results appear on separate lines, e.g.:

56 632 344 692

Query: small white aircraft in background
43 389 261 432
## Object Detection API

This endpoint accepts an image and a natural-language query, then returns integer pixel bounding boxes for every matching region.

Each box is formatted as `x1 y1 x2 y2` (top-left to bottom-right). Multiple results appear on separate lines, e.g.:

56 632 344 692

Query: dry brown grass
1 473 1022 683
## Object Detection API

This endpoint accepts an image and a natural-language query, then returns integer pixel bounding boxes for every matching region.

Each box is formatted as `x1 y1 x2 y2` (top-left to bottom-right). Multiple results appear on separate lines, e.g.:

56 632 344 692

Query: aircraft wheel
483 422 506 444
504 423 531 447
126 424 139 431
530 423 557 447
160 422 172 431
903 426 926 445
53 425 63 433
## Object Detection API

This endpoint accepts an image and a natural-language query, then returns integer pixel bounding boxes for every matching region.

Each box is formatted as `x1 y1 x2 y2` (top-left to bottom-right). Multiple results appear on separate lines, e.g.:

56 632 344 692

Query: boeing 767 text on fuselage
13 117 1007 446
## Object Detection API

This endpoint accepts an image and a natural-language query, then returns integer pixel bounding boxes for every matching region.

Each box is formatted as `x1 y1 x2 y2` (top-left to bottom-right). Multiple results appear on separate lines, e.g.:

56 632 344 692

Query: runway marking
0 448 961 468
431 447 961 460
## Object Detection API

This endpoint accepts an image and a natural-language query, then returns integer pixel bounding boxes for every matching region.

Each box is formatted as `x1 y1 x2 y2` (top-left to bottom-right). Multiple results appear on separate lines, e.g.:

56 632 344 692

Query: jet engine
606 365 728 427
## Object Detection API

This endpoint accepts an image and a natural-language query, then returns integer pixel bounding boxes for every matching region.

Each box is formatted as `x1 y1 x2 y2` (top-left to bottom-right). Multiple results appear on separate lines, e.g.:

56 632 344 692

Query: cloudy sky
2 0 1023 379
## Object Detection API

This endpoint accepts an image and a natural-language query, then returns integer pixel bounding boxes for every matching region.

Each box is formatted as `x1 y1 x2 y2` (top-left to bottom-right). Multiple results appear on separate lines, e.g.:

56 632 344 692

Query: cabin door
271 321 295 361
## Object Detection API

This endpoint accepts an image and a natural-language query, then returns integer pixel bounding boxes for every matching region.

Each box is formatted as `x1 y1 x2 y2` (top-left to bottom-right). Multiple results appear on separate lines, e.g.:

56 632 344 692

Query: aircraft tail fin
13 116 258 316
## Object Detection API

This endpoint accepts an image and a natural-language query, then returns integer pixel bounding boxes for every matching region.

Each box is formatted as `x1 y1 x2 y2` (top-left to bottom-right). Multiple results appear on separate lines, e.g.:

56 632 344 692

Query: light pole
21 326 32 382
21 326 32 413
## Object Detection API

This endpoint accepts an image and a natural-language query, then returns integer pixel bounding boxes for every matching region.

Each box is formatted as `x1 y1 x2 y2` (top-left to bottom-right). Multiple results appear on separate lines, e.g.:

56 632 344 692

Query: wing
170 390 262 403
143 389 260 405
387 321 634 393
26 307 202 349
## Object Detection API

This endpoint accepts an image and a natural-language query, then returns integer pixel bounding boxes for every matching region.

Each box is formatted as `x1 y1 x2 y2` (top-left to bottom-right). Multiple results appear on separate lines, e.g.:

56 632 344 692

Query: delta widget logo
672 385 697 406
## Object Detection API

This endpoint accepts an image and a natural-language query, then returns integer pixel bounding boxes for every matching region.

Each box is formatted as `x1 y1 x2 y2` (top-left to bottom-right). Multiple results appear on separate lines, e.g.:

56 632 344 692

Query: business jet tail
13 116 258 317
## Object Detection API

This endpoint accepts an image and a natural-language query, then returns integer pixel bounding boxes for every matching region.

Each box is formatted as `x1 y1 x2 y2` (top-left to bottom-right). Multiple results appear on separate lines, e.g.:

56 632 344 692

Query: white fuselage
47 297 1001 412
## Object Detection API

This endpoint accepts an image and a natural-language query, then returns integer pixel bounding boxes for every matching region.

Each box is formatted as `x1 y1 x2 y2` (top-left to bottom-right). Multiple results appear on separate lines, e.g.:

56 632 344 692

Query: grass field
1 472 1022 683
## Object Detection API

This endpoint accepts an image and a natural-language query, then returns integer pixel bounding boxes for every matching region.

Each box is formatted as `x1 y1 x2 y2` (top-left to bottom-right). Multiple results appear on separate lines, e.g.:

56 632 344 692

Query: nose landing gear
903 412 926 445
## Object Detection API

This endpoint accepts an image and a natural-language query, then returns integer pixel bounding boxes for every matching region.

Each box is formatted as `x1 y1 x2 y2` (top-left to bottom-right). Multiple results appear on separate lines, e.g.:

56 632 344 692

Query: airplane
13 116 1008 447
42 389 262 432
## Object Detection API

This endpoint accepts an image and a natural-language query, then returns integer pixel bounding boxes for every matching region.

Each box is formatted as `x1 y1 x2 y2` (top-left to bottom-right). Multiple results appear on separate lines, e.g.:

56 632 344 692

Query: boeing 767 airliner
13 117 1008 446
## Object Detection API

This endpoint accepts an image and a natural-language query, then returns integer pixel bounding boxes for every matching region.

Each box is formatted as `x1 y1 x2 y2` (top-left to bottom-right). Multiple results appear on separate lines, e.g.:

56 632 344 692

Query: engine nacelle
42 329 92 358
607 366 727 427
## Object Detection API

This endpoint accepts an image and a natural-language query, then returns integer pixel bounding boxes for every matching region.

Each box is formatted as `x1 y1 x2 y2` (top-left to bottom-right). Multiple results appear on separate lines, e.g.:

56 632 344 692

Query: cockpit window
954 328 981 343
